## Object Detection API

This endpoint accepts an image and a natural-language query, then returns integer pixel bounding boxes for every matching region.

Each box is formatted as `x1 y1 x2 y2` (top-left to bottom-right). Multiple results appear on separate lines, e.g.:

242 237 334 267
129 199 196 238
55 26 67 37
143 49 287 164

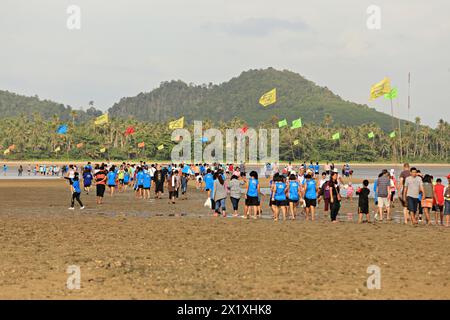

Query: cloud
206 17 308 37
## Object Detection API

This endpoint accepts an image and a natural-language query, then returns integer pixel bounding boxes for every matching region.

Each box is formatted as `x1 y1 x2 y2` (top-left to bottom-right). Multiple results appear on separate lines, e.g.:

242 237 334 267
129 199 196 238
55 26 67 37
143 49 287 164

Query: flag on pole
370 78 391 100
157 145 164 150
201 137 209 143
332 132 340 140
169 117 184 130
259 88 277 107
389 131 396 138
54 146 61 152
76 143 84 148
384 87 398 100
291 118 302 129
138 142 145 148
94 113 109 126
100 147 106 153
125 126 136 136
240 126 248 134
3 149 10 155
368 132 375 138
56 125 68 134
278 119 288 128
293 140 300 146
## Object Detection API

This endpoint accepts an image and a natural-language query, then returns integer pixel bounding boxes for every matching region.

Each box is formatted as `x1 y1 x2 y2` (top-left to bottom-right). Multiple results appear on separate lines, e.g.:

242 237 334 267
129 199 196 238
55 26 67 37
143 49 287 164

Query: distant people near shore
2 164 7 176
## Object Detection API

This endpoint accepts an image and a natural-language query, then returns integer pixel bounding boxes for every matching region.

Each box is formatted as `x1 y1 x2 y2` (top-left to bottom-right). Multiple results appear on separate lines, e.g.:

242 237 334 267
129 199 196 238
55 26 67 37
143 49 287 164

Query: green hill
109 68 403 131
0 90 101 122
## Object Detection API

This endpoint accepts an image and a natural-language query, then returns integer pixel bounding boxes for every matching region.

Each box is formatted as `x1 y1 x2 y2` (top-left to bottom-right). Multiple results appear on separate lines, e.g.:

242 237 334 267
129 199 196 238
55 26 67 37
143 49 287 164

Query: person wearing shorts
433 178 445 225
94 167 107 204
287 174 300 220
376 169 391 221
303 174 318 221
271 174 288 221
244 171 260 219
403 167 423 225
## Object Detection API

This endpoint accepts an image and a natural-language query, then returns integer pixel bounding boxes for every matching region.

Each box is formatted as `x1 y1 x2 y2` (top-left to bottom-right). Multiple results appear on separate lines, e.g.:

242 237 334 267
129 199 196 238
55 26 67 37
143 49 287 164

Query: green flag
384 87 398 100
332 132 340 140
291 118 302 129
368 132 375 139
278 119 288 128
389 131 396 138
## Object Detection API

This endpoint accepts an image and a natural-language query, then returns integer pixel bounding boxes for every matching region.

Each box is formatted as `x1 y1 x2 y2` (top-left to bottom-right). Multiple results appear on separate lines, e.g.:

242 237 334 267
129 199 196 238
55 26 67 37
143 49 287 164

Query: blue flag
201 137 209 143
56 125 68 134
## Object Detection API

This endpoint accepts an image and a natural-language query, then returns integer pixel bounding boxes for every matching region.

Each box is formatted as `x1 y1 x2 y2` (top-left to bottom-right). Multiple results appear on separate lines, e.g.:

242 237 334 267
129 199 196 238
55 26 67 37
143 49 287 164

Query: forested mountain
0 90 101 122
109 68 404 131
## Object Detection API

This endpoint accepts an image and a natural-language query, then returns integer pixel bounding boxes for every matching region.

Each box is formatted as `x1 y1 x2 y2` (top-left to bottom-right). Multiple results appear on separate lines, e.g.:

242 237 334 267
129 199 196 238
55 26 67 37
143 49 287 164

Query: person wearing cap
444 174 450 227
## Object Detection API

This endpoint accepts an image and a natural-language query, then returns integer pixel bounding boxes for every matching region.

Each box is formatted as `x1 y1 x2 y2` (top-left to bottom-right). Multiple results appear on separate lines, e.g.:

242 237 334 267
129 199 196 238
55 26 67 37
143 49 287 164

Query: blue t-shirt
72 179 81 193
204 173 214 190
200 166 205 174
182 166 190 174
137 171 145 186
289 181 300 201
83 172 93 185
143 173 151 188
274 182 287 201
314 164 320 173
305 179 317 199
247 178 259 197
107 172 116 186
124 172 130 183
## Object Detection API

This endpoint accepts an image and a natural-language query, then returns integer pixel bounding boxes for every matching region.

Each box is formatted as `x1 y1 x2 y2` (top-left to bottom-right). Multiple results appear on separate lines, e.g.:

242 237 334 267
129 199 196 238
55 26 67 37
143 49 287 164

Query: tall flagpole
408 72 411 122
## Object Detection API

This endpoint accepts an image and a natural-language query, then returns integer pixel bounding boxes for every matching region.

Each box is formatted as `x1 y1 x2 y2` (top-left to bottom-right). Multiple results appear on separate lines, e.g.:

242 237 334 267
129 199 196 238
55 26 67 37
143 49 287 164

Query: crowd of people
58 161 450 227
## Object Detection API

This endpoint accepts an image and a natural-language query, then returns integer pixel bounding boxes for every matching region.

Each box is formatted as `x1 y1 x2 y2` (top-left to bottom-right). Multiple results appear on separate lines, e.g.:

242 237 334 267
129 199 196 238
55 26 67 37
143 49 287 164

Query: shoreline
2 160 450 168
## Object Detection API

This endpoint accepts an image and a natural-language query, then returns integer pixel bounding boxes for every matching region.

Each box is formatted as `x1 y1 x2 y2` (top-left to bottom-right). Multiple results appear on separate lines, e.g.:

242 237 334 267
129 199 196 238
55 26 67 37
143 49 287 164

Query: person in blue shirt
64 173 84 210
314 162 320 176
107 167 117 197
303 174 318 221
135 167 145 199
143 170 152 199
2 164 7 176
204 169 214 197
245 171 261 219
287 174 301 220
82 168 93 195
123 168 130 192
271 174 288 221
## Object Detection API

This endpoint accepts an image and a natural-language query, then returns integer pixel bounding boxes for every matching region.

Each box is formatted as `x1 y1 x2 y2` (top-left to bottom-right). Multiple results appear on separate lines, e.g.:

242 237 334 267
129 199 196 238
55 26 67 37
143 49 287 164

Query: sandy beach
0 179 449 299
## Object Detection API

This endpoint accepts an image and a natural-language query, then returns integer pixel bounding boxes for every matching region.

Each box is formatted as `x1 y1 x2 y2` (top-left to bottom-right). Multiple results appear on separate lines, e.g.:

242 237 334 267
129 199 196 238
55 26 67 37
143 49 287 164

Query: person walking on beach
303 173 318 221
398 163 411 224
3 164 8 176
329 172 341 223
244 171 261 219
65 172 85 210
433 178 445 226
271 173 288 221
444 174 450 227
94 166 107 205
82 167 93 195
213 172 227 217
403 167 423 225
356 180 371 223
287 173 301 220
376 169 391 222
421 174 434 225
228 174 245 217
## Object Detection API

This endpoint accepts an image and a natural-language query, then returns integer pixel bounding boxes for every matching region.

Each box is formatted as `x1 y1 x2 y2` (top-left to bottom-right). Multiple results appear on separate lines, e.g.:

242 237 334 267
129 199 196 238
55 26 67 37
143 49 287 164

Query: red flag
138 142 145 148
125 126 136 136
241 126 248 134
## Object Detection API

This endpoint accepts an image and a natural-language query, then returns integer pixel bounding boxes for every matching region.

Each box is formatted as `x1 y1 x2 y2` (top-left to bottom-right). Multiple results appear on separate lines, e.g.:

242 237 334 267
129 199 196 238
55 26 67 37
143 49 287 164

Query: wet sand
0 179 449 299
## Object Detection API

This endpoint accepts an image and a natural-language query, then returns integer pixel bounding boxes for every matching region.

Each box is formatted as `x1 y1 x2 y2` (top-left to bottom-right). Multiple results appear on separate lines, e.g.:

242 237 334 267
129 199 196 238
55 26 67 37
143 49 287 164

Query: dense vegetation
1 115 448 162
109 68 404 131
0 90 102 122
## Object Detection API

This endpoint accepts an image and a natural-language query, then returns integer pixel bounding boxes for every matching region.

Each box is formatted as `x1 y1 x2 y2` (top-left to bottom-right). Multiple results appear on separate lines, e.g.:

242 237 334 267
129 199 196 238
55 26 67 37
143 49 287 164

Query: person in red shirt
433 178 445 226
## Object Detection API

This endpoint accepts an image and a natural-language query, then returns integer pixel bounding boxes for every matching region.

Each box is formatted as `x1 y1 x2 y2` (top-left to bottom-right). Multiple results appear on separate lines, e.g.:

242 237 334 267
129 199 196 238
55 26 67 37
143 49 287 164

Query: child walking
356 180 370 223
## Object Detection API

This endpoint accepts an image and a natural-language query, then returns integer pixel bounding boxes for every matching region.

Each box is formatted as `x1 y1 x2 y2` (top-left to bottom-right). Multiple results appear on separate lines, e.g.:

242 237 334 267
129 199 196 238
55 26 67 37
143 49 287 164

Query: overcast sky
1 0 449 126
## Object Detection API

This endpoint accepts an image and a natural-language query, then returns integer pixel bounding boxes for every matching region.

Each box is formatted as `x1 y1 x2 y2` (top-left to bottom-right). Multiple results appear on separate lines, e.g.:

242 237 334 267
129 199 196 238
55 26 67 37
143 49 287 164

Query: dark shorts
274 200 288 207
96 184 105 197
169 191 176 199
138 185 144 190
84 183 91 188
305 198 317 208
289 199 299 204
155 183 164 193
444 200 450 215
144 187 150 190
245 196 260 206
359 205 369 214
433 204 444 212
119 179 124 185
108 184 116 188
407 196 419 213
269 199 276 207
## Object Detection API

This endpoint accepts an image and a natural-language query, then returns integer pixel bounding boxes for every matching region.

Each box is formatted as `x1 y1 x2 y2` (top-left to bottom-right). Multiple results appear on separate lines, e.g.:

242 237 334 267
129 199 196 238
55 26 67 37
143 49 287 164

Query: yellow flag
94 113 109 126
55 146 61 152
370 78 391 100
3 149 10 155
293 140 300 146
169 117 184 130
259 88 277 107
157 144 164 150
100 147 106 153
